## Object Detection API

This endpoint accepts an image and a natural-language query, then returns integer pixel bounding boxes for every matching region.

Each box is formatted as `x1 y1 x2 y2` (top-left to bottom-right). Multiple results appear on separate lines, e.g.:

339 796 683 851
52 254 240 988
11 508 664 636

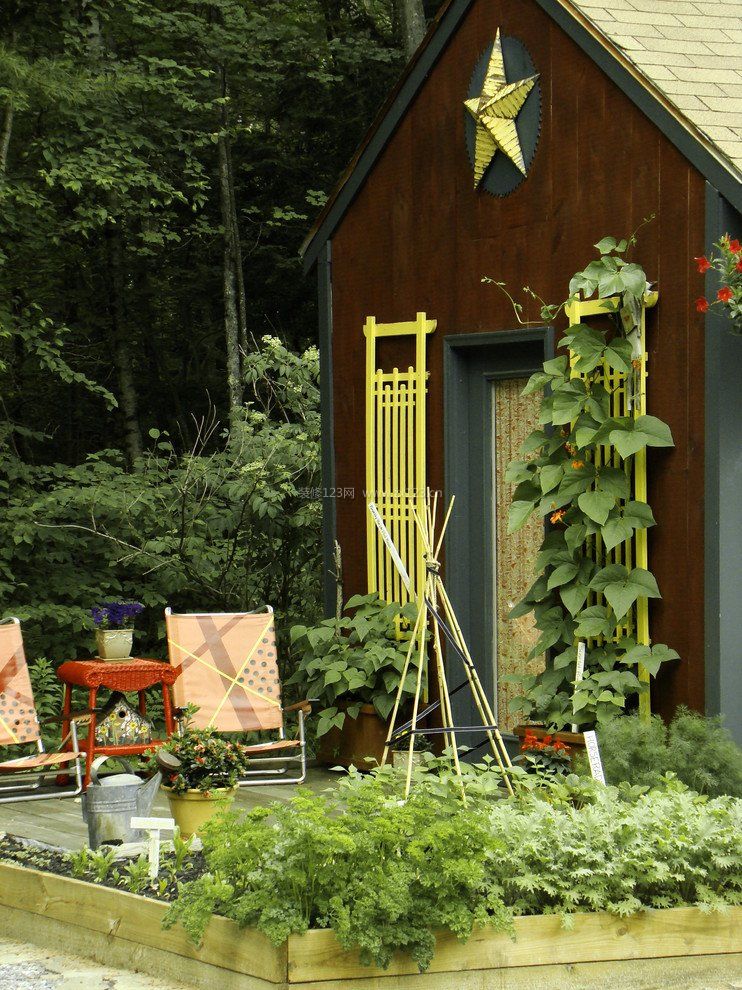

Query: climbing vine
487 232 679 729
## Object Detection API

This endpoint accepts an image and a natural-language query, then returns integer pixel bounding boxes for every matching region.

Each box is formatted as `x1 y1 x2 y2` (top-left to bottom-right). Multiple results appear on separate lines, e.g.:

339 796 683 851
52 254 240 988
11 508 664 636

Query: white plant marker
368 502 413 596
582 730 606 784
571 641 586 734
130 816 176 879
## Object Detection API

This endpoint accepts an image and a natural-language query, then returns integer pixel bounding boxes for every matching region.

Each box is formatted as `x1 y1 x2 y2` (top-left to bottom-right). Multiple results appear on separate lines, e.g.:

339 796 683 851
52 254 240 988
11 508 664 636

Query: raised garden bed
1 859 740 990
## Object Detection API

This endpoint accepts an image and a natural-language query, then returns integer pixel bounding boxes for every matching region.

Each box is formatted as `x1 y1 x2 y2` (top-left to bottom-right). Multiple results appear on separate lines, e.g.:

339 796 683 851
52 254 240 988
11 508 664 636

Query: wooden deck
0 768 336 850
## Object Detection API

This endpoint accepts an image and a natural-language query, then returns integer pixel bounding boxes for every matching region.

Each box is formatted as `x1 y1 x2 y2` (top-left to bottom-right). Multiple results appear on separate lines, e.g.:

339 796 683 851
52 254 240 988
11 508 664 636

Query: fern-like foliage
598 708 742 797
164 770 742 971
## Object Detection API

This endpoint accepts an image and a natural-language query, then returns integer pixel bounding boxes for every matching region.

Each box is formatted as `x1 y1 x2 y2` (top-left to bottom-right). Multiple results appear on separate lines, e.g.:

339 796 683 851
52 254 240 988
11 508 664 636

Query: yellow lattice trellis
565 291 657 719
364 312 435 608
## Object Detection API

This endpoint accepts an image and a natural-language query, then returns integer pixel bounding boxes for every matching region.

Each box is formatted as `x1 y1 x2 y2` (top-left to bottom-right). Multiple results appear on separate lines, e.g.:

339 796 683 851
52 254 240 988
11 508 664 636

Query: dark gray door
443 330 553 745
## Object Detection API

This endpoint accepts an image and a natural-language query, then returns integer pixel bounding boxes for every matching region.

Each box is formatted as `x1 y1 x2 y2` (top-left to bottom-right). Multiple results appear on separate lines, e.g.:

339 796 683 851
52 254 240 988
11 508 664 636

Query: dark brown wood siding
328 0 706 717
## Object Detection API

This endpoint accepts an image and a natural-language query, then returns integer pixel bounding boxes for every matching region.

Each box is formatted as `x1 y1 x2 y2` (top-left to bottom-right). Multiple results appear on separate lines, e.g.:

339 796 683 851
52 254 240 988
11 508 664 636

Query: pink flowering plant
157 727 248 794
694 235 742 335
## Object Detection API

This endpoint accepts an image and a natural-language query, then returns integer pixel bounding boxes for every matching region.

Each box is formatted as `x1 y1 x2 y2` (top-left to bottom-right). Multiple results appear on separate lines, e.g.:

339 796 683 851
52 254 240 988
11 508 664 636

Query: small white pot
96 629 134 660
391 750 424 770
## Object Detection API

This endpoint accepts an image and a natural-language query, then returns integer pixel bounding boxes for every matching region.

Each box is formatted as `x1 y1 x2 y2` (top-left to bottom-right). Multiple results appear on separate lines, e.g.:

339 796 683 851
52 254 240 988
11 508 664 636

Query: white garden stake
130 816 177 879
582 731 606 784
571 641 586 734
368 502 413 596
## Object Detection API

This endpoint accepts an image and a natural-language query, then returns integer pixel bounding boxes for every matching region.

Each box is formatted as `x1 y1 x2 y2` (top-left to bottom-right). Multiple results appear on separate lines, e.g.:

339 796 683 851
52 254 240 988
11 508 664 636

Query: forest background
1 0 443 667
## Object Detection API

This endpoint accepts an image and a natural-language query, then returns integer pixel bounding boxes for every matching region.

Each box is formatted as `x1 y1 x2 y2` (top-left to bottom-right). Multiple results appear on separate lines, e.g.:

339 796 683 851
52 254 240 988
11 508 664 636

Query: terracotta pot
513 724 586 762
162 785 236 838
317 704 388 770
96 629 134 660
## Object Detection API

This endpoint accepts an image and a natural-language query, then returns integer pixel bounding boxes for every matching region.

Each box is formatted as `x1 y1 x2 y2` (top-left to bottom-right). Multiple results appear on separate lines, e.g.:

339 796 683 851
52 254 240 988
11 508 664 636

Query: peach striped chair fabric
165 609 308 786
0 620 40 746
166 610 285 732
0 618 84 802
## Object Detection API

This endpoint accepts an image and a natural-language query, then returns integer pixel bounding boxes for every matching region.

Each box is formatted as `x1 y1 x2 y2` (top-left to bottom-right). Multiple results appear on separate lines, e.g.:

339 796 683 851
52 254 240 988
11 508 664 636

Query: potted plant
391 731 433 770
288 594 422 769
693 234 742 335
512 724 586 755
156 727 246 838
515 729 573 776
91 601 144 660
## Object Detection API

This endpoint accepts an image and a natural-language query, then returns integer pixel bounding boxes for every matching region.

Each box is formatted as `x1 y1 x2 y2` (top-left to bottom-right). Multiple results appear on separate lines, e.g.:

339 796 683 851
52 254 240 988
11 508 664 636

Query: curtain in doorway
493 378 543 729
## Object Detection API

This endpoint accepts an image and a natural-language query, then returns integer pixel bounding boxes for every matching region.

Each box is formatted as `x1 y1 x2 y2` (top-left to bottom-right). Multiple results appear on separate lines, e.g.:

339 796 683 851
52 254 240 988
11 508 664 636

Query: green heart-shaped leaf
623 500 656 529
547 562 579 590
578 490 615 525
598 466 630 500
590 563 628 593
508 500 537 533
560 581 589 616
601 513 634 552
540 463 564 494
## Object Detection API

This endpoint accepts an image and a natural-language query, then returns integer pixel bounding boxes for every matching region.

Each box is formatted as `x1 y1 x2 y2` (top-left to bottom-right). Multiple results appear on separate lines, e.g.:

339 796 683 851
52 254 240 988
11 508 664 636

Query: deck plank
0 767 336 849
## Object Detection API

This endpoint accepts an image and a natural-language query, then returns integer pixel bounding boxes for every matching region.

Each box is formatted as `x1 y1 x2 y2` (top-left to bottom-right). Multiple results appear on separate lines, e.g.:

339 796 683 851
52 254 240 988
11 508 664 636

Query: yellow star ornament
464 30 539 188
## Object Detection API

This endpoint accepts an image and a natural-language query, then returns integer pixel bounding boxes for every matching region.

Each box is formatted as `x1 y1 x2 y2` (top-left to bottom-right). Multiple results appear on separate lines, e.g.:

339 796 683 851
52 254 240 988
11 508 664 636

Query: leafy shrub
0 338 322 668
165 769 742 971
598 709 742 797
288 594 421 736
157 728 248 794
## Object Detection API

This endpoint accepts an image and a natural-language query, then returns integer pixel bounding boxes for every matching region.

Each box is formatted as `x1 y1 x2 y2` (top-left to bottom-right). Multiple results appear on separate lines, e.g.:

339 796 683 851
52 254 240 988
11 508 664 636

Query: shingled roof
572 0 742 176
301 0 742 268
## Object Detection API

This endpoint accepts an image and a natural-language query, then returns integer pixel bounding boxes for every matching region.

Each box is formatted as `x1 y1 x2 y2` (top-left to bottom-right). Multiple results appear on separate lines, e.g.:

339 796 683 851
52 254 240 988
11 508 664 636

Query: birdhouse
95 692 153 747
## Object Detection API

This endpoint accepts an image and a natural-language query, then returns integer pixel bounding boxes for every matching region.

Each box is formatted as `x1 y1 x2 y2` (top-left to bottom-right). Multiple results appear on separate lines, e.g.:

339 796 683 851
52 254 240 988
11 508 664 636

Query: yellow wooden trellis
565 291 658 720
364 312 436 608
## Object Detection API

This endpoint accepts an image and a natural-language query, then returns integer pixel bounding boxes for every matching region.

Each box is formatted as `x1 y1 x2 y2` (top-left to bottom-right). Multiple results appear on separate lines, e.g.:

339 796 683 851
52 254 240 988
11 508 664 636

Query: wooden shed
301 0 742 742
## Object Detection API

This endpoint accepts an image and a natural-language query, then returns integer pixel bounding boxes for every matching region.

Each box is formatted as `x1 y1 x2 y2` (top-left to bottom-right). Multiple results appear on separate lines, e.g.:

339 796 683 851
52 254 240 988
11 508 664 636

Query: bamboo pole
372 494 517 799
381 602 425 768
435 579 514 795
404 602 428 799
416 502 466 801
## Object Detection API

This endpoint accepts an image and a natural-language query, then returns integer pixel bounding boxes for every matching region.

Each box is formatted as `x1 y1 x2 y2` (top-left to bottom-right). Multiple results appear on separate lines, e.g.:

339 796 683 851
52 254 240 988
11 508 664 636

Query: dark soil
0 833 206 901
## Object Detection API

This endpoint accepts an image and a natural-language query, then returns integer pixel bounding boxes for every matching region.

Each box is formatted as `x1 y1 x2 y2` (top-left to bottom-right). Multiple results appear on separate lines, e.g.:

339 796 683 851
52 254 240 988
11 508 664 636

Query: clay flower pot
317 704 388 770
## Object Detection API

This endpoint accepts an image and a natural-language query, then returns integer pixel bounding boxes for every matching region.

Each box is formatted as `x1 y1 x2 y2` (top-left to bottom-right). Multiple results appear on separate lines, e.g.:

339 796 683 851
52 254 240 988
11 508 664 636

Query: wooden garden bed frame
1 861 741 989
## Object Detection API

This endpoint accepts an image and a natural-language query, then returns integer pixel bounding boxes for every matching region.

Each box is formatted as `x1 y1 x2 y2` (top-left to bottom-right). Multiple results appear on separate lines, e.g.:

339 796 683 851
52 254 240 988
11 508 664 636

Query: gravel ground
0 939 194 990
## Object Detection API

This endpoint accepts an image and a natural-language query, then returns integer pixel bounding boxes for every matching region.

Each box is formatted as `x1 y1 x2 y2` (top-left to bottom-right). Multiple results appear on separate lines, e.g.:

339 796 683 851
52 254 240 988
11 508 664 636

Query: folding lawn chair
165 607 310 786
0 618 85 802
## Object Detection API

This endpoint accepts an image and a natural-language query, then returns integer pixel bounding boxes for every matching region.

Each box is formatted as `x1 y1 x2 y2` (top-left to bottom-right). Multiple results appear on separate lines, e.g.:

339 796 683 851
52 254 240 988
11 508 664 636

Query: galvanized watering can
81 755 161 848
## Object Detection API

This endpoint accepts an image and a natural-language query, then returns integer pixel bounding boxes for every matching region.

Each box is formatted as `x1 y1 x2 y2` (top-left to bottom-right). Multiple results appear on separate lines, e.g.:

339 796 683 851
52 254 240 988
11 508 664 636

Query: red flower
729 239 741 254
736 260 742 272
695 297 709 313
695 256 711 273
571 459 585 470
718 286 733 303
550 508 567 524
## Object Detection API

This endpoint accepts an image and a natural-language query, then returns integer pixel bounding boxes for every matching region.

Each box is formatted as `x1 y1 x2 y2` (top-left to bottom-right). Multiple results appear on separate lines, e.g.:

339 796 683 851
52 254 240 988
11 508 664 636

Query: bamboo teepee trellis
369 491 514 800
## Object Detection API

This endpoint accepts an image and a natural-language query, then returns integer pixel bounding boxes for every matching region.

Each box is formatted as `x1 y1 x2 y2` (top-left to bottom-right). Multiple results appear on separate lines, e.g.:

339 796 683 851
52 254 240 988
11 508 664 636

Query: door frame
443 328 554 743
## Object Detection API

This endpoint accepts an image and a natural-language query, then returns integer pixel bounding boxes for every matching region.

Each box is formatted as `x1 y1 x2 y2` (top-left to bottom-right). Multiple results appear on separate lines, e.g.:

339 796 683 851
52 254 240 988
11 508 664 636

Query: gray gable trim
301 0 476 273
301 0 742 271
534 0 742 214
